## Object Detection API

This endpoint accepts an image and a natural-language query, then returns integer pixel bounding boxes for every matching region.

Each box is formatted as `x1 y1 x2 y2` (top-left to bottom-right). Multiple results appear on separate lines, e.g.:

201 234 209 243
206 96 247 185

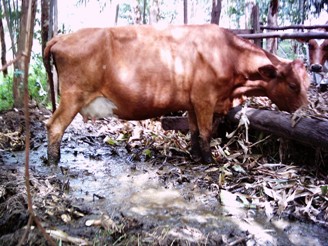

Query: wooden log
227 106 328 149
161 107 328 149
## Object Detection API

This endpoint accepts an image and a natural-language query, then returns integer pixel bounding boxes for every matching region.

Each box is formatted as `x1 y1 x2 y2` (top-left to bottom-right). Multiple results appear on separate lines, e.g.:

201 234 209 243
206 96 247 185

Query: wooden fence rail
260 24 328 31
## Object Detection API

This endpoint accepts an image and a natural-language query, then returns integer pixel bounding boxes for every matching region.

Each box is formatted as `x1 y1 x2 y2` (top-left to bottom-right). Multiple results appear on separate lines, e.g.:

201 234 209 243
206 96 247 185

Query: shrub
0 53 50 112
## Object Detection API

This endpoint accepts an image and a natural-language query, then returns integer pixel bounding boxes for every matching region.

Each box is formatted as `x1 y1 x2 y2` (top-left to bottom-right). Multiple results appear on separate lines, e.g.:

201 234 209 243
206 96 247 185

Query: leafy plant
28 53 49 106
0 74 14 111
0 52 49 111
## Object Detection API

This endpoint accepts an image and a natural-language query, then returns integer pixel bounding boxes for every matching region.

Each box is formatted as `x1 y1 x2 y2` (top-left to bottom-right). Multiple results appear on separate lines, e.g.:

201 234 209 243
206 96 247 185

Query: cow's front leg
46 94 81 165
188 111 202 162
199 132 213 164
194 108 215 164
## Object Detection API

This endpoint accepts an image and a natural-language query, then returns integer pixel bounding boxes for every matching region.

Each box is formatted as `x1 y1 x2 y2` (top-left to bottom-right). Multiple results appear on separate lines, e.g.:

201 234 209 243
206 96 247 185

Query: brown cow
44 24 309 165
305 22 328 73
299 23 328 90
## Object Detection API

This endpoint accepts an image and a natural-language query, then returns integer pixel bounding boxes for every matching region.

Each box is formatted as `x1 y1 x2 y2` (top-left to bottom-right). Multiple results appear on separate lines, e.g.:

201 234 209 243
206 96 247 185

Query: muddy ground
1 86 328 245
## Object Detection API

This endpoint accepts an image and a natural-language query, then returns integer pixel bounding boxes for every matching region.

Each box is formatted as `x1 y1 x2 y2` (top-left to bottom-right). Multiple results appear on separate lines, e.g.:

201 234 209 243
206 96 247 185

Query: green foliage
157 1 179 23
321 185 328 196
226 0 245 28
256 0 271 24
28 53 49 105
0 74 14 111
0 53 49 112
105 137 118 146
142 148 152 159
119 3 134 24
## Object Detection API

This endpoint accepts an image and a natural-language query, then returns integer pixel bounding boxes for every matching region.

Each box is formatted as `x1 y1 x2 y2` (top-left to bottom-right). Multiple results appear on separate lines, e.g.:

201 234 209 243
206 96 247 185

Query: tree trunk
41 0 57 109
210 0 221 25
266 0 278 54
245 0 255 29
143 0 147 24
2 0 17 56
41 0 49 59
0 3 7 77
149 0 159 24
132 0 142 24
115 4 119 25
41 0 58 59
50 0 58 35
12 0 37 108
183 0 188 24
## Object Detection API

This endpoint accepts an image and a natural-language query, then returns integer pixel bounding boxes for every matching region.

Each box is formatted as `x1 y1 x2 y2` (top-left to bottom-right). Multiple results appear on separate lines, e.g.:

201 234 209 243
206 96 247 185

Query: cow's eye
323 45 328 51
288 82 299 92
308 44 315 50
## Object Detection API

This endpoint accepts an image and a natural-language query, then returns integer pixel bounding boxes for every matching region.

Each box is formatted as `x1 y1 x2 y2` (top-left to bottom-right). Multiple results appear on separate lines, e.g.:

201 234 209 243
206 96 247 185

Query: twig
228 234 254 245
18 1 56 245
18 215 33 245
0 52 25 72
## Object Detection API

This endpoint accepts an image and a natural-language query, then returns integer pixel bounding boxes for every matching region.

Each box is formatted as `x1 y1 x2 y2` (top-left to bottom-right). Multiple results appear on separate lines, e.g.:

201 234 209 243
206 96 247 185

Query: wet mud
1 106 328 245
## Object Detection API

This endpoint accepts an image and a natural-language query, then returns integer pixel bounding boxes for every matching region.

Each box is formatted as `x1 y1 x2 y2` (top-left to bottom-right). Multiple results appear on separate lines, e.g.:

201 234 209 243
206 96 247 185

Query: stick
0 53 24 72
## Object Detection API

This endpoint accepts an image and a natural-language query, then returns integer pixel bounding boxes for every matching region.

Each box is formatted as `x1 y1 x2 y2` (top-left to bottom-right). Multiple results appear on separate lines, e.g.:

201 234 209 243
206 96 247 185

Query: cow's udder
80 97 118 122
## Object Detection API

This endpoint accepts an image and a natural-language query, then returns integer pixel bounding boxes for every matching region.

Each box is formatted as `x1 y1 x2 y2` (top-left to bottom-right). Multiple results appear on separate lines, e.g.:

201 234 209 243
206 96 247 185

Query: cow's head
307 38 328 72
298 23 328 72
258 59 310 112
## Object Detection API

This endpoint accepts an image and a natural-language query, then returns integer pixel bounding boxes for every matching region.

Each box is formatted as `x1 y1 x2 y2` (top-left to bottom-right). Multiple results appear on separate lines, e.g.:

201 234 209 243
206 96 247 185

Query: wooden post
251 5 261 47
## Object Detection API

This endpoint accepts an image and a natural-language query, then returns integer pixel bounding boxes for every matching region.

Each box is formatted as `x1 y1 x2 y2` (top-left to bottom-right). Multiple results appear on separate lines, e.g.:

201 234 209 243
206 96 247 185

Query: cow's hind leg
46 94 82 165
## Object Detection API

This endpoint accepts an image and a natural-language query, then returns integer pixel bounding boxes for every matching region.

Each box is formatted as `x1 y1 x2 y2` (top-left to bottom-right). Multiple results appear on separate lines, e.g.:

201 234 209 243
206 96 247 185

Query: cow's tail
44 38 58 112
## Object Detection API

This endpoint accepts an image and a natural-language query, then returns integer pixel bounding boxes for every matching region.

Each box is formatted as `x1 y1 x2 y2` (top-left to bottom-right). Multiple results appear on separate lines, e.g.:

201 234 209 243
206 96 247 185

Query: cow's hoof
47 142 61 165
190 148 202 162
191 154 202 163
202 156 215 164
47 151 60 165
47 156 60 165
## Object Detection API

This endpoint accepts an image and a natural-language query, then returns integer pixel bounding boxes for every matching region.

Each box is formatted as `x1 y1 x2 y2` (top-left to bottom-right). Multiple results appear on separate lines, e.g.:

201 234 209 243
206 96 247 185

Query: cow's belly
80 97 118 122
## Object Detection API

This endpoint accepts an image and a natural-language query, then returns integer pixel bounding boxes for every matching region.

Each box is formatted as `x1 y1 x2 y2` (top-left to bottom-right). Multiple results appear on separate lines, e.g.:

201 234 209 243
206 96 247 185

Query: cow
299 22 328 90
44 24 309 165
306 23 328 73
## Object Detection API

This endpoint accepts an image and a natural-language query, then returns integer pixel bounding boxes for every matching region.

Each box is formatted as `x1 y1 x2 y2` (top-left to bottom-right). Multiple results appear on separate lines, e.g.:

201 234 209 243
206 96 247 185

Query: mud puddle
1 114 328 245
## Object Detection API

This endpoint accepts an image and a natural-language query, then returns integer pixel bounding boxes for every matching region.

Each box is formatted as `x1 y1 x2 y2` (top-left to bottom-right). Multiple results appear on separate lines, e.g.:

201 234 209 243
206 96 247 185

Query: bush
28 53 49 106
0 74 14 111
0 53 50 112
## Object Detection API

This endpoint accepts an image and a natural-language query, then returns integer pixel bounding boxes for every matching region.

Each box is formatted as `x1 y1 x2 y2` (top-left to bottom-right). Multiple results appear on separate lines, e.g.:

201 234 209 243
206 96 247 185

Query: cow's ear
258 64 277 80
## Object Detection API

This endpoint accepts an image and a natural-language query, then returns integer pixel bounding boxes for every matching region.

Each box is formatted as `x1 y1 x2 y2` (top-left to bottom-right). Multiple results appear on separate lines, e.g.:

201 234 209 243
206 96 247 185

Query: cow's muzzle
310 63 323 73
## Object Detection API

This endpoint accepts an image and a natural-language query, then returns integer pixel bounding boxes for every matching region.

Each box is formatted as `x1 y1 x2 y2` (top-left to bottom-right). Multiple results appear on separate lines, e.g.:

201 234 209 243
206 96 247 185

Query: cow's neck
231 79 268 98
242 49 283 76
232 48 286 98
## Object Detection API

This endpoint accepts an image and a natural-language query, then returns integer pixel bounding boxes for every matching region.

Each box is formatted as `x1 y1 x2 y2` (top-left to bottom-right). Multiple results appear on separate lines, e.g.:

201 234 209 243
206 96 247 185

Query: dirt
1 86 328 245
